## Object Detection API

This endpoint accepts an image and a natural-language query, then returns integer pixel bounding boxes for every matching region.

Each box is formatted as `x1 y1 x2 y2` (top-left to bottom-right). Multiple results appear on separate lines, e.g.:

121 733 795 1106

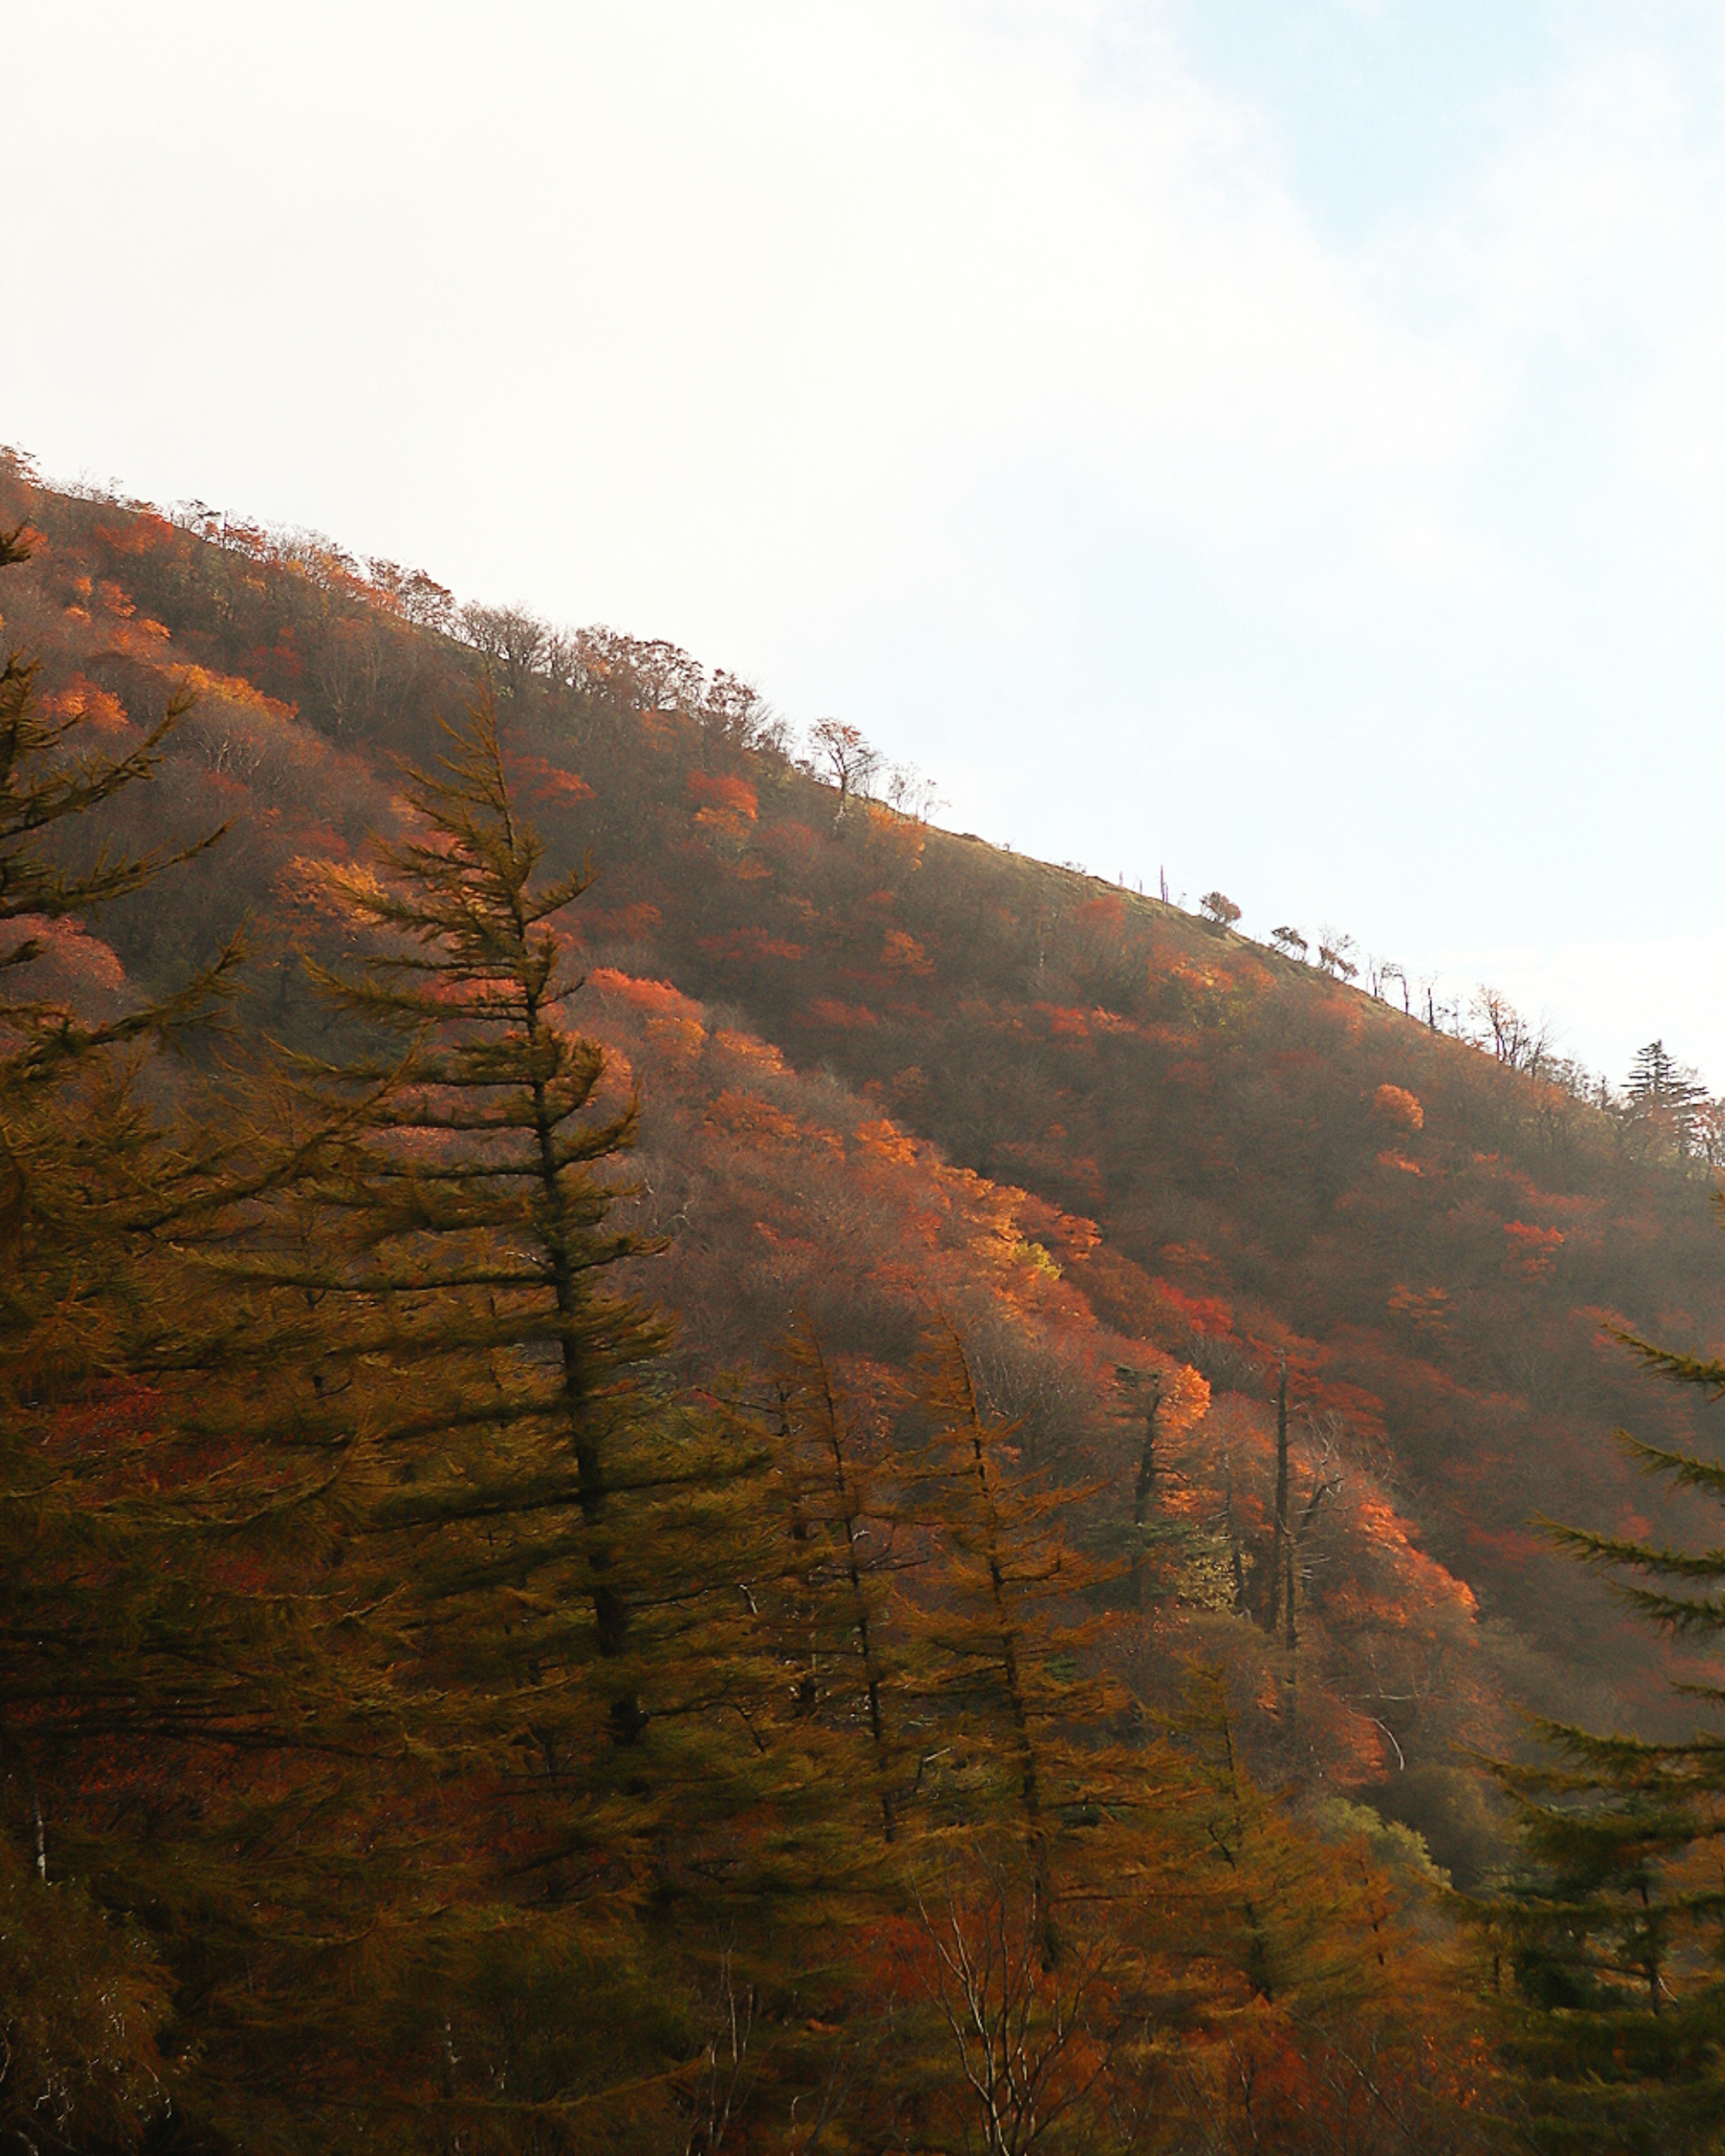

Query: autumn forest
9 447 1725 2153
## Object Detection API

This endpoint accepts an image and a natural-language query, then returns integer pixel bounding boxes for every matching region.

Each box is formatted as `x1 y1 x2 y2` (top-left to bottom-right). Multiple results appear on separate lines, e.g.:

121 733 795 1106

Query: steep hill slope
5 450 1721 1816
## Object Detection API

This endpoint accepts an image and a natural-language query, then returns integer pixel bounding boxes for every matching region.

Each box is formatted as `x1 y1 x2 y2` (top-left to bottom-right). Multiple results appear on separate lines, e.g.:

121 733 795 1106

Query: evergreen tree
768 1317 905 1841
0 520 343 2149
293 692 674 1736
899 1320 1183 1956
1625 1040 1711 1158
225 694 788 2147
1473 1318 1725 2153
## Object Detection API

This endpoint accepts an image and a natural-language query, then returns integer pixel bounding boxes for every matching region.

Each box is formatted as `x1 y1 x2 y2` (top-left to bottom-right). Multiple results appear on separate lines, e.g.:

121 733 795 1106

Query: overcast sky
8 1 1725 1084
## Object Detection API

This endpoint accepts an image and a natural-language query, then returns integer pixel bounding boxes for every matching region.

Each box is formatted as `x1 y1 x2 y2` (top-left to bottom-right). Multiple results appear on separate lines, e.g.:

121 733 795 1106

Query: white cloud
0 2 1484 622
5 1 1725 1073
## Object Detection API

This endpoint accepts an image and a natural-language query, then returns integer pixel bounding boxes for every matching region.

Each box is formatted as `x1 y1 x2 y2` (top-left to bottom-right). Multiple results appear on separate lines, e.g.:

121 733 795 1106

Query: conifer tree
901 1320 1179 1961
0 609 737 2147
911 1321 1066 1903
229 694 790 2144
769 1317 904 1841
0 520 344 2148
294 691 677 1739
1472 1318 1725 2153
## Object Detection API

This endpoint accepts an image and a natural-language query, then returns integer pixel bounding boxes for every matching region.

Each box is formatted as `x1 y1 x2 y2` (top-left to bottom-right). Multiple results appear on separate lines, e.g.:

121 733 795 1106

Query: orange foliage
1159 1360 1211 1433
508 751 594 805
686 769 757 822
588 969 701 1019
1300 1372 1388 1441
1159 1241 1229 1289
575 900 662 944
711 1028 788 1074
1075 892 1126 933
171 663 296 725
1504 1219 1565 1278
881 928 933 974
707 1089 804 1149
1 913 126 998
1350 1494 1478 1616
851 1117 919 1166
1016 1193 1103 1262
1373 1081 1425 1132
39 674 128 734
862 800 925 865
1153 1280 1235 1336
1169 959 1224 995
90 513 177 555
1389 1285 1451 1334
12 461 1715 1998
646 1013 705 1058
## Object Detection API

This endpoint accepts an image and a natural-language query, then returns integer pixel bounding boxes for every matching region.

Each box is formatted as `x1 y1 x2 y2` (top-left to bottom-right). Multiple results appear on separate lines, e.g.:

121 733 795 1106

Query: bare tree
691 667 782 753
885 759 945 823
459 602 548 701
682 1943 756 2156
366 557 454 629
1472 987 1555 1079
310 611 398 739
808 719 879 822
910 1860 1120 2156
1316 928 1358 982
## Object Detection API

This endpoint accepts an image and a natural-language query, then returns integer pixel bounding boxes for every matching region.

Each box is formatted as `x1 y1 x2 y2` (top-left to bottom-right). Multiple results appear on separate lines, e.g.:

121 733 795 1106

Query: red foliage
686 769 758 822
1152 1280 1236 1337
1075 892 1126 934
1504 1220 1565 1278
508 751 594 806
809 997 876 1029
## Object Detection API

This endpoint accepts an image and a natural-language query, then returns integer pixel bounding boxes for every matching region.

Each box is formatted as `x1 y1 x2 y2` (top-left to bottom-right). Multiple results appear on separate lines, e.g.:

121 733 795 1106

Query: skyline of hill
5 443 1725 1799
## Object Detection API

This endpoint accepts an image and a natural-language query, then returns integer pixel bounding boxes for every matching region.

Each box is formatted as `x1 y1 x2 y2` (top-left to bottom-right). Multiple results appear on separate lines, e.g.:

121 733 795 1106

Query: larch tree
296 694 677 1724
768 1317 905 1842
1473 1311 1725 2154
237 693 783 2145
0 518 350 2150
902 1318 1179 1965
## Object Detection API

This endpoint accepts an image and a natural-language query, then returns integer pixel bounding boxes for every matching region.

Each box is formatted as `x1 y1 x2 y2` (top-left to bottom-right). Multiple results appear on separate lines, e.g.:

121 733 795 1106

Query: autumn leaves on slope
4 458 1718 1736
2 598 1487 2148
0 464 1503 1798
587 964 1492 1798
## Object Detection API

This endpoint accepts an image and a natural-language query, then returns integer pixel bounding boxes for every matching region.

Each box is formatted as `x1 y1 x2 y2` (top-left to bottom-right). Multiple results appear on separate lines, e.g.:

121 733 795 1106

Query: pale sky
8 2 1725 1087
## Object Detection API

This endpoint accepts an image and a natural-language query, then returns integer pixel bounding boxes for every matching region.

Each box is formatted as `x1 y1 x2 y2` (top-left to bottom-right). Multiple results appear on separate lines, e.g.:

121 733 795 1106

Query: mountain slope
6 449 1720 1801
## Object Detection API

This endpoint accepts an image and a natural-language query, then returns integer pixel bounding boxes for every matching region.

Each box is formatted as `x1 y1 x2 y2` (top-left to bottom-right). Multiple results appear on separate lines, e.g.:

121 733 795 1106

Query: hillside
5 448 1723 1806
19 449 1725 2150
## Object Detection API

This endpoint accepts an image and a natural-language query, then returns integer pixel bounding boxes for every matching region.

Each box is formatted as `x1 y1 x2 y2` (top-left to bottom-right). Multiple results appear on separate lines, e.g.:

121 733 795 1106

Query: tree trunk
1265 1362 1289 1635
1130 1378 1162 1611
